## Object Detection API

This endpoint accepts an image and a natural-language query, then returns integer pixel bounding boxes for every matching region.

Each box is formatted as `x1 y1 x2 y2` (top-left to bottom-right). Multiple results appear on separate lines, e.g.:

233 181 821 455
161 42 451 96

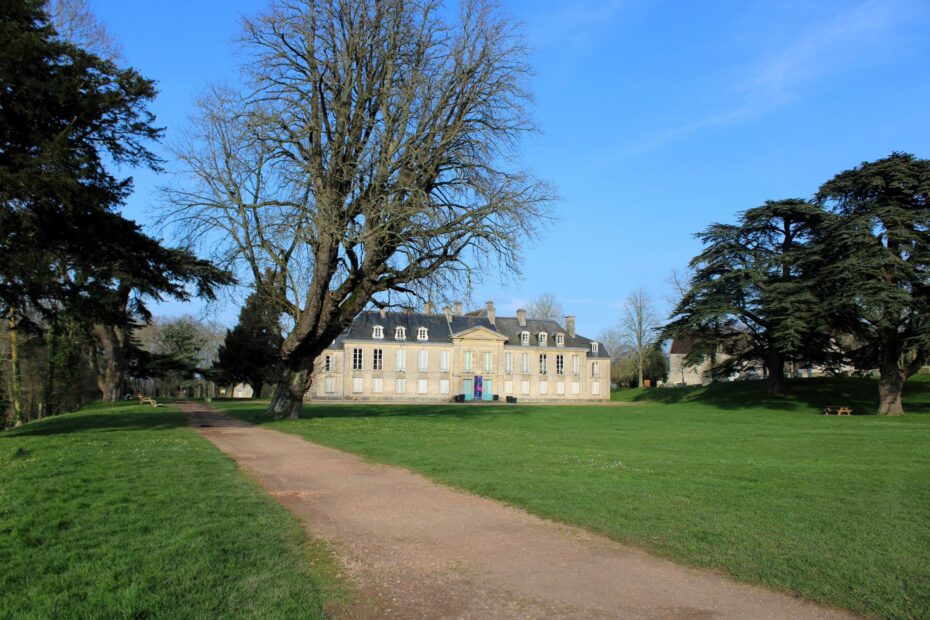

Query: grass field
0 402 346 619
217 377 930 619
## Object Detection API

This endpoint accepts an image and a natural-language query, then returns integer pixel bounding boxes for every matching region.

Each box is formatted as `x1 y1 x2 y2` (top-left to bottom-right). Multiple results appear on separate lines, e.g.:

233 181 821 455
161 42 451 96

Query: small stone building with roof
309 301 610 402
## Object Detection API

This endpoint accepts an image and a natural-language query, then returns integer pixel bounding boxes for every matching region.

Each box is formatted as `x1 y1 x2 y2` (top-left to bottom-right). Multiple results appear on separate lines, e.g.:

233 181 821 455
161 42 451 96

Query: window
505 352 513 374
395 326 406 340
521 352 529 373
537 332 547 346
539 381 548 395
504 380 513 394
439 379 450 394
324 355 333 371
417 327 428 341
372 325 384 339
352 377 363 393
418 350 428 372
521 380 530 394
372 377 383 393
395 378 406 393
591 341 599 354
439 350 450 372
592 382 601 396
463 351 473 372
520 331 530 346
592 362 600 378
373 348 383 371
556 354 564 375
539 353 548 375
556 381 565 395
325 377 336 393
571 381 580 395
483 352 493 373
572 354 580 376
417 379 428 394
352 348 363 371
395 349 406 371
555 333 564 347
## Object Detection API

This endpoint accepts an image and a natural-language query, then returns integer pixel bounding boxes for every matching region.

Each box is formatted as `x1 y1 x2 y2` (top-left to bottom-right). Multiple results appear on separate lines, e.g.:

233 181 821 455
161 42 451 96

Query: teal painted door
463 379 473 401
482 380 493 401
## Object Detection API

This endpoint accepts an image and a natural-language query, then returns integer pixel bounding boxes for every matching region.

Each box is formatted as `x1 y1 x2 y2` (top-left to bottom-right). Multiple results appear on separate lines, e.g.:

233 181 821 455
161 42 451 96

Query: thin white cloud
616 0 927 157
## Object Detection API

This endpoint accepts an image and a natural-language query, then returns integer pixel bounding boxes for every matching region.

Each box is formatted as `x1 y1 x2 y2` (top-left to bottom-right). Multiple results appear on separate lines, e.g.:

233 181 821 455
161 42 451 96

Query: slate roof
330 310 610 358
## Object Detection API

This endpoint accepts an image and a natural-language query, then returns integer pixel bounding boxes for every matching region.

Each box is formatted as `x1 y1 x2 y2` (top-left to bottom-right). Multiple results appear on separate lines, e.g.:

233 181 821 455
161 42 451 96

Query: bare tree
664 267 693 309
526 293 563 321
46 0 122 61
621 288 659 388
162 0 553 418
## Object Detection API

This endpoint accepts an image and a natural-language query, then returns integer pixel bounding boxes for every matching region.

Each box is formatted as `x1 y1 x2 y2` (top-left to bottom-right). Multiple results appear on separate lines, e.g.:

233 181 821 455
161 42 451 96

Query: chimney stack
517 308 527 327
485 300 496 326
424 301 435 315
379 308 387 319
454 301 463 316
565 315 576 338
443 306 452 322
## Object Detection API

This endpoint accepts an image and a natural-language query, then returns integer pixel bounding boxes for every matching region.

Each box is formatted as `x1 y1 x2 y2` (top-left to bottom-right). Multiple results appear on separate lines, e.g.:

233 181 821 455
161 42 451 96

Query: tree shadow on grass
2 407 185 437
221 400 543 424
629 376 930 415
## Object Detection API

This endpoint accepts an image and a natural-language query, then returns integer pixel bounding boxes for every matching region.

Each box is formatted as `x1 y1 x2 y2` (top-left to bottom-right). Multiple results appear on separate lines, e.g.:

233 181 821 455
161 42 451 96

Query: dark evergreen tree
815 153 930 414
215 292 283 398
663 199 829 395
0 1 231 406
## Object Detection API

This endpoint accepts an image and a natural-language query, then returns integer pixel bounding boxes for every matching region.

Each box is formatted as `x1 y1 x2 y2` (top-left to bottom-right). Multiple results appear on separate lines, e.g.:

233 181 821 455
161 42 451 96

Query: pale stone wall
308 327 609 402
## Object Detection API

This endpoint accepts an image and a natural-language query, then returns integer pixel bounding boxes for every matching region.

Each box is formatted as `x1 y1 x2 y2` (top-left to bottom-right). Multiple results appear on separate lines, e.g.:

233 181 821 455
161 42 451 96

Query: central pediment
450 325 508 342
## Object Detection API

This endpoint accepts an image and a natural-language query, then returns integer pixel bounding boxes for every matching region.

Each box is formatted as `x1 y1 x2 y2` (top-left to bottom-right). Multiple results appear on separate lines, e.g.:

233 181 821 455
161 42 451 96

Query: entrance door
482 379 493 401
463 379 473 401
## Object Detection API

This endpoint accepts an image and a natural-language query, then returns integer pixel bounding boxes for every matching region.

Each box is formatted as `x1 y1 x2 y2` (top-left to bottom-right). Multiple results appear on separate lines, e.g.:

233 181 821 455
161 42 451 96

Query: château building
309 301 610 402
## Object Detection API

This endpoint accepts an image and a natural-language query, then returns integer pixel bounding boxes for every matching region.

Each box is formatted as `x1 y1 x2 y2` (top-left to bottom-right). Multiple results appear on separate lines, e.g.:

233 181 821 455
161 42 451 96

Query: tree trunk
877 361 906 415
268 368 308 419
766 351 787 396
7 308 23 427
250 380 264 400
93 324 126 402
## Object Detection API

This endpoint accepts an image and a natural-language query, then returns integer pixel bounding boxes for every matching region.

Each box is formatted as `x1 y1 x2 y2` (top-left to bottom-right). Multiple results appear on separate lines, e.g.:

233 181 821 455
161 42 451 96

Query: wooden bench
135 394 161 408
823 405 853 416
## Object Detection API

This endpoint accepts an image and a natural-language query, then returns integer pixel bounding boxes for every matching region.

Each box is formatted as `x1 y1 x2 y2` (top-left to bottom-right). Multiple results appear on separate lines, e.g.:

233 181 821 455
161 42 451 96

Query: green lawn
217 377 930 619
0 402 346 619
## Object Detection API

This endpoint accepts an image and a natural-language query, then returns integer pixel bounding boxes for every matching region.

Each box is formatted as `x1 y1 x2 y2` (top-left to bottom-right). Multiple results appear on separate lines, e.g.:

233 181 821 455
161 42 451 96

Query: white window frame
572 355 580 376
483 351 493 373
520 380 530 394
325 377 336 393
571 381 580 395
556 381 565 395
556 354 564 375
439 350 450 373
463 351 473 372
418 350 428 372
373 348 383 371
555 333 564 347
539 353 548 375
352 377 363 393
352 348 363 371
520 331 529 346
417 378 428 394
395 349 406 371
591 341 599 354
521 352 529 373
539 381 548 395
537 332 547 346
592 362 600 378
439 379 450 394
372 325 384 339
395 377 406 393
504 352 513 374
592 381 601 396
395 326 406 340
324 355 333 372
417 327 428 341
372 377 383 393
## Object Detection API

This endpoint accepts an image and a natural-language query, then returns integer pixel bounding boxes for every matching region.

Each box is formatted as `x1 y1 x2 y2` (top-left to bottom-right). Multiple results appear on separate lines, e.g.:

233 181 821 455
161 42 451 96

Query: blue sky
92 0 930 336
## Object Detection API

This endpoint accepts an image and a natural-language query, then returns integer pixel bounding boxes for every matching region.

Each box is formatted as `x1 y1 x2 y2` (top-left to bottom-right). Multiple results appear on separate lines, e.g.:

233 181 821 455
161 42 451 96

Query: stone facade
309 302 610 402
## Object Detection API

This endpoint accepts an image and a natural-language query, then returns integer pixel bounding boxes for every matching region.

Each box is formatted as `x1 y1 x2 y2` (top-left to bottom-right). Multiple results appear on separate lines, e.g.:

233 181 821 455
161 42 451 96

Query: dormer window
591 341 599 354
520 331 530 346
395 326 406 340
537 332 547 346
555 333 564 347
372 325 384 339
417 327 428 341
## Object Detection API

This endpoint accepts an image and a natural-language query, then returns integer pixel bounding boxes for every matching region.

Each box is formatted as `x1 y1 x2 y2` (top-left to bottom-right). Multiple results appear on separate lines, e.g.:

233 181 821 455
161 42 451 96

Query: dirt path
180 402 853 619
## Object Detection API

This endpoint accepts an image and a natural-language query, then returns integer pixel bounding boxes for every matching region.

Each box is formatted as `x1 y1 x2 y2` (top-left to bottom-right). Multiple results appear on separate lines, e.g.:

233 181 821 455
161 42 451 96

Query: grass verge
0 402 349 619
217 377 930 619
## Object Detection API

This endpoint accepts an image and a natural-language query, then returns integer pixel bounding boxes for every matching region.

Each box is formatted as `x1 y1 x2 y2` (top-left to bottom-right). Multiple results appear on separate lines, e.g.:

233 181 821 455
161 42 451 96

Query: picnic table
823 405 853 416
135 394 162 408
